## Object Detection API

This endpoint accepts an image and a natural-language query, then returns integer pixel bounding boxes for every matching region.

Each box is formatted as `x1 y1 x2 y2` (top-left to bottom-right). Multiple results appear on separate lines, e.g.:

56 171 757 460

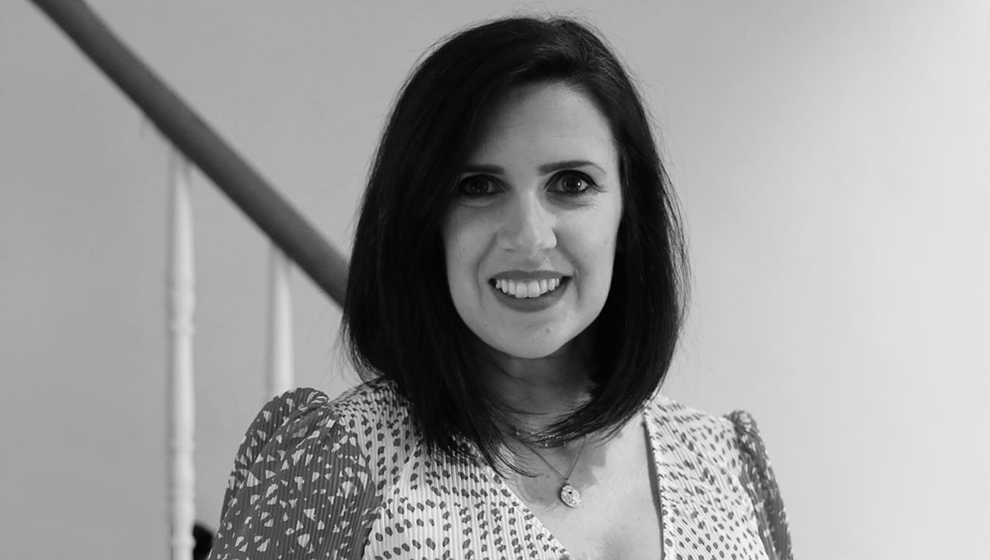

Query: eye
549 172 596 195
456 175 500 197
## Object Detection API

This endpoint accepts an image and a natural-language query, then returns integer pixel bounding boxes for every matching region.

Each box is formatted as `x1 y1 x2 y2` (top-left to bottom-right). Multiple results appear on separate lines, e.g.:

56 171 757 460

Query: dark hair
343 16 688 468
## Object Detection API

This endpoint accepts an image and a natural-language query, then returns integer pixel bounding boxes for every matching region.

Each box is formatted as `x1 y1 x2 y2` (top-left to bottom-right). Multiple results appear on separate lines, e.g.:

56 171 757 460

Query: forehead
466 83 618 166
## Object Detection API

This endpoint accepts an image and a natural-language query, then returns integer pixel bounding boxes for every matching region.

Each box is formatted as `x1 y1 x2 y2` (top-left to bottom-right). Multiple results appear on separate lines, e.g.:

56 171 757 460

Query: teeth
514 282 527 298
493 277 564 299
526 281 540 297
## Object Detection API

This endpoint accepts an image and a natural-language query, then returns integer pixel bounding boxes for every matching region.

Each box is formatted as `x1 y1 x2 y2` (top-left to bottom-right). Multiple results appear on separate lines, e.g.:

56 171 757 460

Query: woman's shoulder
325 377 415 433
212 380 418 559
238 379 413 447
644 393 737 436
642 393 765 470
220 379 418 511
644 394 792 559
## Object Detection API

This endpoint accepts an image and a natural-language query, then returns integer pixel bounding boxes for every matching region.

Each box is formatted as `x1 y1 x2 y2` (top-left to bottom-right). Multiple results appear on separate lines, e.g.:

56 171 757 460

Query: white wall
1 1 987 558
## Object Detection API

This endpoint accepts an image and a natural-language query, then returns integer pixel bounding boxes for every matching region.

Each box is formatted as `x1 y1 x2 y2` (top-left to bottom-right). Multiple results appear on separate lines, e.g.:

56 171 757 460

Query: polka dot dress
209 381 791 559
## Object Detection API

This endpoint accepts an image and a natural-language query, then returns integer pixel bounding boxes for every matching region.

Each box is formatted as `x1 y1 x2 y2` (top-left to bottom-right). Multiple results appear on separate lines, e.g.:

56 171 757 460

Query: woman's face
442 82 623 360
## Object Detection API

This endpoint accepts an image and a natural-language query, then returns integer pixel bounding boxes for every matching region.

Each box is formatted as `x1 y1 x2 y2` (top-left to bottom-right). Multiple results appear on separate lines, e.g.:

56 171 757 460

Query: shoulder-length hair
343 16 688 468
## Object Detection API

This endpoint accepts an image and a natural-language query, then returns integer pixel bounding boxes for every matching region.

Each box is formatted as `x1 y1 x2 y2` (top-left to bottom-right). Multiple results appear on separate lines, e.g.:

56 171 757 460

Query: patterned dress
209 380 791 560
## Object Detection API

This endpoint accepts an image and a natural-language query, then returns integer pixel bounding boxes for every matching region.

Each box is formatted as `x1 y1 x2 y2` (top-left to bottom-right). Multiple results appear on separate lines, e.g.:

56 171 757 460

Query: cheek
569 208 622 281
442 210 489 295
582 237 619 293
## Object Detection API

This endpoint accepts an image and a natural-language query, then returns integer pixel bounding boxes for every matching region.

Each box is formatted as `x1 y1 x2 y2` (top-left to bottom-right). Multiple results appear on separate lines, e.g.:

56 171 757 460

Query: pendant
559 482 582 508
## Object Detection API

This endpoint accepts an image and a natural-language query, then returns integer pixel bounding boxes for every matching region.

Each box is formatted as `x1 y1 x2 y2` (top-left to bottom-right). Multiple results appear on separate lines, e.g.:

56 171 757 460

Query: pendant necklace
523 435 588 508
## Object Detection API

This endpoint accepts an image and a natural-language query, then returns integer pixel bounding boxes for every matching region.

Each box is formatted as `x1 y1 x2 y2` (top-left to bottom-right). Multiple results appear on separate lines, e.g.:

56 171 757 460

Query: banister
28 0 349 306
167 154 197 560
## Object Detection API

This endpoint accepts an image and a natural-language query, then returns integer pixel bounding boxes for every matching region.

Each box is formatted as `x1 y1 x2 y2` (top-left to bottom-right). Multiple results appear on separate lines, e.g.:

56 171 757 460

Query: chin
486 334 572 361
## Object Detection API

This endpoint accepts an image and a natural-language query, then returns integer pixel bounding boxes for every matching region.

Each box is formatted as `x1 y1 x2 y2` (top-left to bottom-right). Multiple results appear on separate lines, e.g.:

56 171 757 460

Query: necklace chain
517 435 588 508
526 435 587 481
510 426 564 448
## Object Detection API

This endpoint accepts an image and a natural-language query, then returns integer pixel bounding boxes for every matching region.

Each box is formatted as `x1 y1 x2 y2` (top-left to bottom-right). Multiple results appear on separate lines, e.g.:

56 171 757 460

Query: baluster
267 245 294 398
167 151 196 560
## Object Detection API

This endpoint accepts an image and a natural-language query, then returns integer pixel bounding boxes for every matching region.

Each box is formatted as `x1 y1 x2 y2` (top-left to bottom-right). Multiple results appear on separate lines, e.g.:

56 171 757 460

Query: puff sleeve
209 388 381 560
727 410 793 560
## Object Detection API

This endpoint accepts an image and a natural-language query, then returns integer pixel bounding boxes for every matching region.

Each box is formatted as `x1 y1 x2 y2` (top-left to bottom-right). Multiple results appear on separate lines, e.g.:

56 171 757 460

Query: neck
476 329 597 433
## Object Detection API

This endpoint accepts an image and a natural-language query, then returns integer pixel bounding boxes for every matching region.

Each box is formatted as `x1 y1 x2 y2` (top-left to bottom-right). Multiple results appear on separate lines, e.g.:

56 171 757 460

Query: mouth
489 276 569 299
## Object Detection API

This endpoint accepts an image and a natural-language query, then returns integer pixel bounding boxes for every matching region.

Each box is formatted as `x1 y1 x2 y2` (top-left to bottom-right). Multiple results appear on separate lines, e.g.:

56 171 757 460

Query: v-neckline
485 407 669 559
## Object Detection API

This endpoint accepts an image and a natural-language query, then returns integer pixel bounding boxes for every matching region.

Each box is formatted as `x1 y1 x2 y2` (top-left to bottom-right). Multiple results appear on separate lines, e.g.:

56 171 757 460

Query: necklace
510 426 564 448
523 436 588 508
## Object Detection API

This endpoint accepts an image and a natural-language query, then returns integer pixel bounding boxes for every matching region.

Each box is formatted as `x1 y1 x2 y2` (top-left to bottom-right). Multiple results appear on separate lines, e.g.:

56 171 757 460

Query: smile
493 277 563 299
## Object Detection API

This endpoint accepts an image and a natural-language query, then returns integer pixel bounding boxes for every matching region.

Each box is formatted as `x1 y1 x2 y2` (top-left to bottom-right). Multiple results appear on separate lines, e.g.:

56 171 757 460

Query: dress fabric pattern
210 381 791 560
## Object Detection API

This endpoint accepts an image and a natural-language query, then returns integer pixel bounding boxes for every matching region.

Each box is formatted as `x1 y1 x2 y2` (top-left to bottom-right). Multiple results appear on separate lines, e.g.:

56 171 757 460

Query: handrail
28 0 349 306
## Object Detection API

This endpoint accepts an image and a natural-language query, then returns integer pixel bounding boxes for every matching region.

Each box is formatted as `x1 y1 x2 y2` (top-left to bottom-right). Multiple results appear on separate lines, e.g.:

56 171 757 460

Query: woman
210 16 791 560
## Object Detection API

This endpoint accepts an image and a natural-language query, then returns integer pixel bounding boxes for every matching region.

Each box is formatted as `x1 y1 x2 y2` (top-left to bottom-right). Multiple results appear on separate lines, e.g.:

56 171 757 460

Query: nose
496 192 557 256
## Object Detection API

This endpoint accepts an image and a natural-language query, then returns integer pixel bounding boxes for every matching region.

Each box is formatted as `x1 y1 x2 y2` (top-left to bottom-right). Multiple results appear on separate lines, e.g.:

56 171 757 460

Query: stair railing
29 2 349 559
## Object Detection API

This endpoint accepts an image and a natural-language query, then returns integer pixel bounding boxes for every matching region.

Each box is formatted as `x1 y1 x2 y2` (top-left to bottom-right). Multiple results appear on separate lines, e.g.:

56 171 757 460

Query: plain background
2 1 988 558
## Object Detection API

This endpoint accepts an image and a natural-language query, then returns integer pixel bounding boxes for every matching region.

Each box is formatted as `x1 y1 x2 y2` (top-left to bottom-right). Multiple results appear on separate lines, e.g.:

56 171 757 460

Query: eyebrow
459 160 606 175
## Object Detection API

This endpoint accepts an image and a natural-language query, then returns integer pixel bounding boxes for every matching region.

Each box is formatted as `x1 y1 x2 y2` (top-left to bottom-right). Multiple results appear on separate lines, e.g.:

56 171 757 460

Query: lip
490 276 569 312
